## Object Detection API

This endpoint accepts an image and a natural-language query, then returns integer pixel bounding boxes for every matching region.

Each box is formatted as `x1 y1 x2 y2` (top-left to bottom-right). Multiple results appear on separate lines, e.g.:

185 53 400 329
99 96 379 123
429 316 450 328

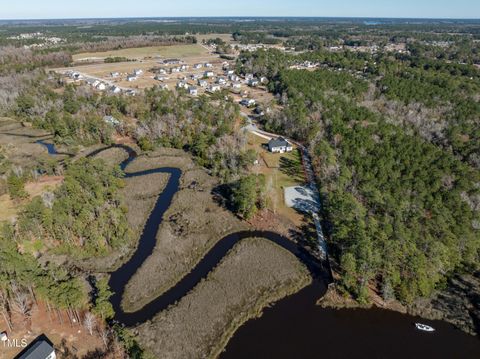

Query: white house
177 81 188 89
96 82 106 91
240 98 256 107
216 77 226 85
180 64 189 71
268 137 293 153
245 73 254 81
110 72 120 78
198 79 208 87
154 75 169 81
204 63 213 68
17 338 56 359
193 63 203 69
126 75 137 82
260 76 268 84
208 84 221 93
158 68 167 75
110 85 121 94
231 82 242 90
204 71 214 78
189 86 198 96
225 69 235 75
229 74 240 82
133 69 143 76
248 78 260 87
125 89 137 96
171 67 181 73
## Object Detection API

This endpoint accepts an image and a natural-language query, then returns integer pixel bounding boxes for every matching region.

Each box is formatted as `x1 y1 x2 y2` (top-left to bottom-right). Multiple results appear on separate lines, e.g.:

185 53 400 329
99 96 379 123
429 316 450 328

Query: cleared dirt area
121 148 247 312
137 237 311 359
0 302 103 359
73 44 209 62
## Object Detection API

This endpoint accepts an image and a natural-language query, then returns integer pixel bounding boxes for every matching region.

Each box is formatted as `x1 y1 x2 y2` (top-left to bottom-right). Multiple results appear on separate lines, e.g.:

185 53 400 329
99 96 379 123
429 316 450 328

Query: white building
110 85 122 94
193 63 203 69
133 69 143 76
240 98 256 107
189 86 198 96
208 84 221 93
198 79 208 87
110 72 120 78
127 75 137 82
268 137 293 153
204 71 214 78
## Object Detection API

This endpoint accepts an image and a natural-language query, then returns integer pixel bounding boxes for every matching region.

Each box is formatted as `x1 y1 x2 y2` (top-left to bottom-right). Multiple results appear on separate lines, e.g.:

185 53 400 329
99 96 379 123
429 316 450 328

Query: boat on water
415 323 435 332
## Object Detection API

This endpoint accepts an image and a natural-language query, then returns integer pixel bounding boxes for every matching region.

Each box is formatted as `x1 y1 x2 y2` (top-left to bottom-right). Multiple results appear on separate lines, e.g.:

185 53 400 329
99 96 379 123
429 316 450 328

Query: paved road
241 112 328 260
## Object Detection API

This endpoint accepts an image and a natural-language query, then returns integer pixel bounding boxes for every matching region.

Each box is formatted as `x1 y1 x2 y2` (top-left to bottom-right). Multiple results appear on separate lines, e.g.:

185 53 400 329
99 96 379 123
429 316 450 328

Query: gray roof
268 137 290 148
16 340 54 359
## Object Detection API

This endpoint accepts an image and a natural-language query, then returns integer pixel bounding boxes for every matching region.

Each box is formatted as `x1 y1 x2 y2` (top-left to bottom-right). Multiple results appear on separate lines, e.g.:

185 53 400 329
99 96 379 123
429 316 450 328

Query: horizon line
1 15 479 21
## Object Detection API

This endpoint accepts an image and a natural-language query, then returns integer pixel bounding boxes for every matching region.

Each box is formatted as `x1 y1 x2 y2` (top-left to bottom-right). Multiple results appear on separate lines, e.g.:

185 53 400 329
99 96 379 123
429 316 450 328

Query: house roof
16 340 54 359
268 137 290 148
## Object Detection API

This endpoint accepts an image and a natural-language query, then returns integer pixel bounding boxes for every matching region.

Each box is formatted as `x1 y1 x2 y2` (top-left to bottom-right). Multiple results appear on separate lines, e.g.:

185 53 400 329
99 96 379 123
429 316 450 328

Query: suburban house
231 82 242 90
204 63 213 68
216 77 226 85
207 84 221 93
245 73 254 81
180 64 189 71
177 81 188 89
125 89 137 96
198 79 208 87
229 74 240 82
154 75 169 81
158 68 167 75
110 85 121 94
133 69 143 76
268 137 293 153
189 86 198 96
171 67 181 73
240 98 256 107
126 75 137 82
225 69 235 75
110 71 119 78
248 78 260 87
193 63 203 69
204 71 214 78
95 82 106 91
16 338 56 359
260 76 268 84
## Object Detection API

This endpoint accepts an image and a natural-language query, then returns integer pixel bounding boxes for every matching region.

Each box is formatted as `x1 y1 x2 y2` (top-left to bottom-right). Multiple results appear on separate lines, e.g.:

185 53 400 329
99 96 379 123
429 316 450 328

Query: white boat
415 323 435 332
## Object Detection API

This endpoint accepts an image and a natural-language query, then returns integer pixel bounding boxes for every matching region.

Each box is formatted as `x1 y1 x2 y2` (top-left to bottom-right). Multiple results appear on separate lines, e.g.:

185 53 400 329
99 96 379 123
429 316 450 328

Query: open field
0 176 63 224
57 44 230 93
137 237 311 359
196 33 236 45
73 44 209 62
0 117 55 168
121 148 248 312
247 132 306 226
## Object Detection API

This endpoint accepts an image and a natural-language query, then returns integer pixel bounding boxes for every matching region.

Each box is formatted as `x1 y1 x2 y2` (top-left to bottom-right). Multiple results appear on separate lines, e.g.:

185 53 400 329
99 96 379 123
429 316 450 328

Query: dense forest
238 47 480 303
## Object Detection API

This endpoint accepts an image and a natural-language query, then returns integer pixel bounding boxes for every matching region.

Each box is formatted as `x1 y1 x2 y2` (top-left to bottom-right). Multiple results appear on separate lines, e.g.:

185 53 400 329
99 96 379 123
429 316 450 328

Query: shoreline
317 283 479 337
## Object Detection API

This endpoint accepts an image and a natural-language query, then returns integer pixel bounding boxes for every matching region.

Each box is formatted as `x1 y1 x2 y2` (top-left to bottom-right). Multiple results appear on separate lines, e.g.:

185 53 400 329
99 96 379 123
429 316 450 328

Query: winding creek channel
39 141 480 358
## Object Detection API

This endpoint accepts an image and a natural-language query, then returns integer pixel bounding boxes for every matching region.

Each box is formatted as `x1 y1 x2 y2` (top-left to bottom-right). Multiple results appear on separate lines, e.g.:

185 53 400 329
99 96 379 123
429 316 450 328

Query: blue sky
1 0 478 20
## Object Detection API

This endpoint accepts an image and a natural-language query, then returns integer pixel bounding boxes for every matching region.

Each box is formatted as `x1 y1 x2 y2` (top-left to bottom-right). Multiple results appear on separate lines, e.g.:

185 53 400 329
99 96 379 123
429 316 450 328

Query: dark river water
39 141 480 358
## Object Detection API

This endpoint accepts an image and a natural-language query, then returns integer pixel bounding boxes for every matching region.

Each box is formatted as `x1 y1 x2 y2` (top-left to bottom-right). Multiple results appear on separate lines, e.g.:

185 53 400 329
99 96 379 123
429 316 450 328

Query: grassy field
137 237 311 359
121 148 248 312
73 44 209 61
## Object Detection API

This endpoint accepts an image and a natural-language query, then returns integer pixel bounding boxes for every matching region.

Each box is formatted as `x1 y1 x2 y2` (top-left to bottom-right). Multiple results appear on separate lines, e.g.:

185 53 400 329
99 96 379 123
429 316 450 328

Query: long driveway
241 112 328 261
